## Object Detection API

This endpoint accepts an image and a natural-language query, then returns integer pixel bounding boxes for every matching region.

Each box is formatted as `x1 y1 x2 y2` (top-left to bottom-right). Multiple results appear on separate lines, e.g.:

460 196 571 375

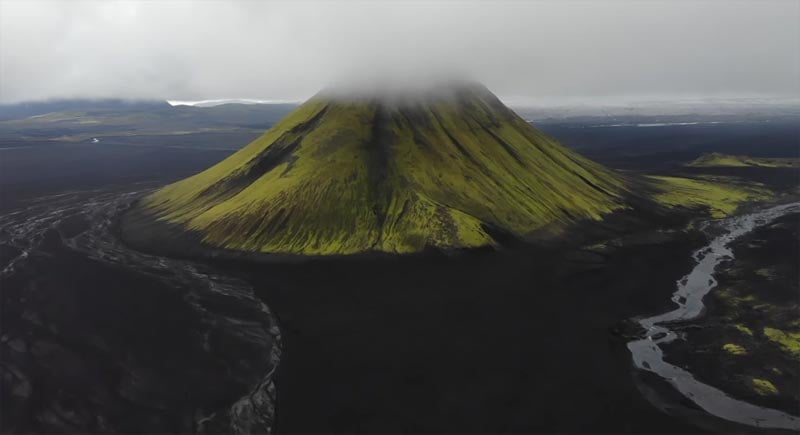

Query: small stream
627 202 800 431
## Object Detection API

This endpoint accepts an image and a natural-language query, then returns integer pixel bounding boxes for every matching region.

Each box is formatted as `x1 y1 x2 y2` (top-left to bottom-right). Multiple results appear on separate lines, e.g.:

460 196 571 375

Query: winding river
627 202 800 431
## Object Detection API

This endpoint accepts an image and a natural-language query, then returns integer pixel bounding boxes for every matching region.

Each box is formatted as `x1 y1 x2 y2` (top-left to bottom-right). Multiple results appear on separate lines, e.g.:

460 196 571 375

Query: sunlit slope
139 85 628 254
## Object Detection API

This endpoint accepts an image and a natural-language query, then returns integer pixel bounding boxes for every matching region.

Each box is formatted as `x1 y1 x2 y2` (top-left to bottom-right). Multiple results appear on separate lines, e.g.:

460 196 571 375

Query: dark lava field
1 112 798 434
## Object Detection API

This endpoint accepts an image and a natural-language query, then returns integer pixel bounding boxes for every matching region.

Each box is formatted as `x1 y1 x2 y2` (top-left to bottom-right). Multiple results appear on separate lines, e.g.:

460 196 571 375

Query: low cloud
1 0 797 103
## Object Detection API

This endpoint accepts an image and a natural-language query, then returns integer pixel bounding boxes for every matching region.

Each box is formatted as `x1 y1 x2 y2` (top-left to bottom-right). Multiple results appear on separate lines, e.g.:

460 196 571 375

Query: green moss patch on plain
722 343 747 355
750 378 779 396
647 175 772 218
763 327 800 358
734 324 753 336
687 153 799 168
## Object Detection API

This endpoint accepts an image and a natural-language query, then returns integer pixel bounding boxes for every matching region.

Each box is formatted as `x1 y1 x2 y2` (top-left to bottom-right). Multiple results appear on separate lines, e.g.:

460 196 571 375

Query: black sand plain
1 119 798 433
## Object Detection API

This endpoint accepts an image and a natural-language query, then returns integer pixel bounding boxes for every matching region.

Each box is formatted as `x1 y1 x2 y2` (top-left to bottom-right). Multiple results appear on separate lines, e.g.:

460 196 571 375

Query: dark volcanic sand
213 233 707 433
3 121 797 433
0 140 235 212
0 190 279 433
1 184 711 433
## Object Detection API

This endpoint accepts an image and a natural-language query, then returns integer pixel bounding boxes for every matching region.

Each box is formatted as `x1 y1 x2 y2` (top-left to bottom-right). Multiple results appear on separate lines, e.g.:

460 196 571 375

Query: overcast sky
0 0 798 104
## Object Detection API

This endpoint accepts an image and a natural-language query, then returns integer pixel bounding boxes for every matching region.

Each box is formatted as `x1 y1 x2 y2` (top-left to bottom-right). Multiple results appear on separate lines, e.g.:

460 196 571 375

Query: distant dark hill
0 101 297 144
0 99 171 121
124 83 631 255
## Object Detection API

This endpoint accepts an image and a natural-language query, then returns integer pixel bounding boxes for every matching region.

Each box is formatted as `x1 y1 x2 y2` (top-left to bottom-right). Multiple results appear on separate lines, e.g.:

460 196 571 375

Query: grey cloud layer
1 0 797 103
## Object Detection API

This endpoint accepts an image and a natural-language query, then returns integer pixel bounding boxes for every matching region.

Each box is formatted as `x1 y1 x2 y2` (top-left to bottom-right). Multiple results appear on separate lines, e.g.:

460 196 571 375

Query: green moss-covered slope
136 84 628 255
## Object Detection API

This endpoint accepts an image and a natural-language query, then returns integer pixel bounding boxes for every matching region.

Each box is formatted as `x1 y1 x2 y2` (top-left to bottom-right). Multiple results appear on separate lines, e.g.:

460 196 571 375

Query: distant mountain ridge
0 99 171 121
0 100 298 143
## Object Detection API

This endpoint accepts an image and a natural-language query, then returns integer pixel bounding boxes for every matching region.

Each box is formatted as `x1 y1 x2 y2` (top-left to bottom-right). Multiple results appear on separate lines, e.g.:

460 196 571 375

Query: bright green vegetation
716 289 800 360
688 153 799 168
139 84 628 255
723 343 747 355
647 175 772 218
763 327 800 358
750 378 779 396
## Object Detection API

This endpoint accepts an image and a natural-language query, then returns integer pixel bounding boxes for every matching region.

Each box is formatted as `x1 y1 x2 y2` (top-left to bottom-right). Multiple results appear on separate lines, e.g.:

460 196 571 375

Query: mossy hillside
139 85 628 255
